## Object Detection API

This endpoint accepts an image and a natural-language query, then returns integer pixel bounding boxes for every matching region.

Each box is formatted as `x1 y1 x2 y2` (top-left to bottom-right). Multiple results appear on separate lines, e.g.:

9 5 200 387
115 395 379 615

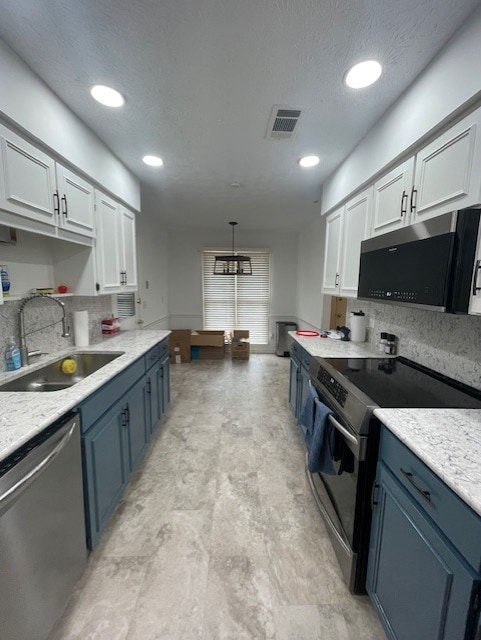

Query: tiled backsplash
347 300 481 389
0 295 113 369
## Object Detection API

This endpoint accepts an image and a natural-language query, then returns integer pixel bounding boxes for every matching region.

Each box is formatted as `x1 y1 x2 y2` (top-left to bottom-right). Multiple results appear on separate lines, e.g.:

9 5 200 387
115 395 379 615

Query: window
202 250 271 344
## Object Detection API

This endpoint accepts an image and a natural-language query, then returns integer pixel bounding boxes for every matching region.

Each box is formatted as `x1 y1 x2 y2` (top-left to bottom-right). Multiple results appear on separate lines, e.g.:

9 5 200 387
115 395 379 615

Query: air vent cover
266 106 303 139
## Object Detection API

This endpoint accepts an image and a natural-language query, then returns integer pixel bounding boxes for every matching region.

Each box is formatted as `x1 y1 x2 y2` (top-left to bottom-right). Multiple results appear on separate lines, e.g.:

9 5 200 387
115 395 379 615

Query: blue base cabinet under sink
367 427 481 640
78 338 170 549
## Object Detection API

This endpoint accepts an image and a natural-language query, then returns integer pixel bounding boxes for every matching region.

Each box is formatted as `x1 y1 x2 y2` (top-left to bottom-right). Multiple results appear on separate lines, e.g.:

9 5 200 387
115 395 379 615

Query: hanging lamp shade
214 222 253 275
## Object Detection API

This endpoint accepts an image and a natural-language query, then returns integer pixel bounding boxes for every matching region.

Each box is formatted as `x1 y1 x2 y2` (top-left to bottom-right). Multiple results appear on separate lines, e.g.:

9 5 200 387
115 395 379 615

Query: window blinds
202 250 271 344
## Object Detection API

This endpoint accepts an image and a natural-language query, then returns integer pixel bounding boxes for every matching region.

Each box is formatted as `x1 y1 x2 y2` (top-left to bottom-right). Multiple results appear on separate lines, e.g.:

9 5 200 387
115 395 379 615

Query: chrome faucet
18 294 70 366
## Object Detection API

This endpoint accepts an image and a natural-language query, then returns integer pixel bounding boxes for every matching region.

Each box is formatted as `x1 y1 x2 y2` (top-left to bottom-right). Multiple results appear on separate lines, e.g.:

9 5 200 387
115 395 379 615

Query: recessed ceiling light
298 155 320 168
90 85 125 107
344 60 382 89
142 155 164 167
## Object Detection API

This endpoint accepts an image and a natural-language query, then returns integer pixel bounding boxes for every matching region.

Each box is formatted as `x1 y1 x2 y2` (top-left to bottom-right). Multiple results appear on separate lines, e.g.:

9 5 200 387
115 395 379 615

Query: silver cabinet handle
409 186 418 213
328 414 358 446
61 194 68 217
472 259 481 296
335 273 340 286
0 421 77 514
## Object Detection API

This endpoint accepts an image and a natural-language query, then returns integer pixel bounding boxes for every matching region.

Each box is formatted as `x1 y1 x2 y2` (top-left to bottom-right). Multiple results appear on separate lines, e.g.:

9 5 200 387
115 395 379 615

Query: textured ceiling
0 0 479 231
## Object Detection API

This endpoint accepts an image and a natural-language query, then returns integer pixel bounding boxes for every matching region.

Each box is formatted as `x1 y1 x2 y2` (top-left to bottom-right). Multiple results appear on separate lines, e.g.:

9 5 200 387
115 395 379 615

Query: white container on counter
350 310 367 342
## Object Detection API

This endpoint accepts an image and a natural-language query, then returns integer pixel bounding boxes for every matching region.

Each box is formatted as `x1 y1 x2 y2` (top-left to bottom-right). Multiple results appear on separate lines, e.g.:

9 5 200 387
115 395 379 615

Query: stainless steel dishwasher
0 413 87 640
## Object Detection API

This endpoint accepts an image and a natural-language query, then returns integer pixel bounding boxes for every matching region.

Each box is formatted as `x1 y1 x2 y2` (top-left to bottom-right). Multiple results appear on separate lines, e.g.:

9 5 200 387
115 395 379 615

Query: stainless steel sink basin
0 351 125 392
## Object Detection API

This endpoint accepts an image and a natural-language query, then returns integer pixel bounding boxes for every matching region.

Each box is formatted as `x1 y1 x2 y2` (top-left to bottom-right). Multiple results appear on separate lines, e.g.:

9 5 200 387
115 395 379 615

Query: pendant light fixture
214 222 252 275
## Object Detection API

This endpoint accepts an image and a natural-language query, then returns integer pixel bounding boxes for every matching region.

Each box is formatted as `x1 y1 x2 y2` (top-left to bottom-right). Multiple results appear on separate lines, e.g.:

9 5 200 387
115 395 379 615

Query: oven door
306 382 367 592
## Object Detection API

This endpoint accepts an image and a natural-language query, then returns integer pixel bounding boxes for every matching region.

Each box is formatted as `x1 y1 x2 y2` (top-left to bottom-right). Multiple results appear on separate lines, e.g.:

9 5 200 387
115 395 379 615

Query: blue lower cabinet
367 430 481 640
82 401 128 549
146 361 161 433
289 356 300 416
125 376 149 473
160 354 170 416
79 340 172 549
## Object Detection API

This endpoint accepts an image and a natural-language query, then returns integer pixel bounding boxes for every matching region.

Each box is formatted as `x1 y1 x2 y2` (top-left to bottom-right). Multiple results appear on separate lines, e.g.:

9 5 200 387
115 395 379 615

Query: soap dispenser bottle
5 336 21 371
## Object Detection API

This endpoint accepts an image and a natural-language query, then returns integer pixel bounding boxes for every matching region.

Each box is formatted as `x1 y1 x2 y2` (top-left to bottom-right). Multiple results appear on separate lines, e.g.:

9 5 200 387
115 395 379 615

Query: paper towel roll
73 310 89 347
350 311 367 342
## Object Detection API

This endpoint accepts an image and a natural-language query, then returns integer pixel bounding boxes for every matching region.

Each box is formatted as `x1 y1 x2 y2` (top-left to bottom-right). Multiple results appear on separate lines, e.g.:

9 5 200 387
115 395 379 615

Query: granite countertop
289 332 481 518
288 331 388 358
0 329 170 462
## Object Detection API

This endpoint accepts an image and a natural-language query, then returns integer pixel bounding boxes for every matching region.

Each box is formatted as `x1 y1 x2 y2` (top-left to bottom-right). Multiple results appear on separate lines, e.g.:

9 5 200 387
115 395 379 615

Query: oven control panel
316 365 348 407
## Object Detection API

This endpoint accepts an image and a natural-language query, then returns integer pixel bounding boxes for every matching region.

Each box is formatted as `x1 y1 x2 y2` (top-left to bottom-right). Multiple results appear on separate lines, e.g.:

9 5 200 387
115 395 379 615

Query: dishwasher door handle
0 421 77 515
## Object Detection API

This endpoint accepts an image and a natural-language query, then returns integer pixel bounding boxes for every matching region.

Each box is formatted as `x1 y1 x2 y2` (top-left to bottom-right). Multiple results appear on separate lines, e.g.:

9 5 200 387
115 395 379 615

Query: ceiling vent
266 106 303 139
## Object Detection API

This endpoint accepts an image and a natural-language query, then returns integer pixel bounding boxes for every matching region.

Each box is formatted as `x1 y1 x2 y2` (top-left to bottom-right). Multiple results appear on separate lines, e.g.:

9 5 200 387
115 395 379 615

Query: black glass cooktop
323 356 481 409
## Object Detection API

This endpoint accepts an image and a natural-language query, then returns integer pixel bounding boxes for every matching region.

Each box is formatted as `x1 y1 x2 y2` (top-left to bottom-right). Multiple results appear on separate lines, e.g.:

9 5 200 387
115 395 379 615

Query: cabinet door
125 377 148 472
83 404 128 548
371 158 414 236
322 207 343 295
367 464 478 640
299 365 311 425
56 163 95 238
95 191 122 294
0 124 56 226
339 188 372 297
120 206 138 290
289 357 300 416
160 354 171 417
146 363 162 433
413 107 481 223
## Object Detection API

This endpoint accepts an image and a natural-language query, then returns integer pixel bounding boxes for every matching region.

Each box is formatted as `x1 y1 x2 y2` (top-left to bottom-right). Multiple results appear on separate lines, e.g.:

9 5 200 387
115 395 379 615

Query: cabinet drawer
145 344 160 370
78 358 145 432
290 340 302 361
158 339 169 360
301 349 311 370
380 427 481 571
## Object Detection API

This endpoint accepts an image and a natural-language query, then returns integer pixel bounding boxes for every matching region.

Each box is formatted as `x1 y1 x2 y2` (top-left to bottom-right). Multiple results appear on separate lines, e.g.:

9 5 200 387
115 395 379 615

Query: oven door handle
328 414 358 446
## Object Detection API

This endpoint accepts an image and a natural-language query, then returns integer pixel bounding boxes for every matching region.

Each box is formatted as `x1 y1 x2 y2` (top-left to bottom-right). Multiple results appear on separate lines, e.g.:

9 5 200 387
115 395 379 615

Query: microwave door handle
473 260 481 296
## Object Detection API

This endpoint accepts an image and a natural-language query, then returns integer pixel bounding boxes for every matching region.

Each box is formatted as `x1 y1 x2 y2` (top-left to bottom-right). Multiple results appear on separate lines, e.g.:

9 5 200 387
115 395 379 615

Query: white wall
168 228 298 352
322 4 481 213
0 38 140 210
296 215 330 331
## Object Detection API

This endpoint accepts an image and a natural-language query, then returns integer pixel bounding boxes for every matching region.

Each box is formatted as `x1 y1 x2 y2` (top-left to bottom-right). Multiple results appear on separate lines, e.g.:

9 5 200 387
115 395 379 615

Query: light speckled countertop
0 330 170 462
290 332 481 517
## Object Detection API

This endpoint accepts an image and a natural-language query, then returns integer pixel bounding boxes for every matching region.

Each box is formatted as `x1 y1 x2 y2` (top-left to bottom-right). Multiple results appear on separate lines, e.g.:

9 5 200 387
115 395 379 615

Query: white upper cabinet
119 206 138 291
413 107 481 223
55 163 95 238
339 188 372 297
95 191 137 294
371 158 414 237
370 106 481 236
0 123 56 226
0 123 95 244
322 207 344 295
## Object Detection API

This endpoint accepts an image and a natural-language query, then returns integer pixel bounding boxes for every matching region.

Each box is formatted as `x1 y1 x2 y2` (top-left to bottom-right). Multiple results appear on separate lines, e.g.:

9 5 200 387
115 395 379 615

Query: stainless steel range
306 356 481 594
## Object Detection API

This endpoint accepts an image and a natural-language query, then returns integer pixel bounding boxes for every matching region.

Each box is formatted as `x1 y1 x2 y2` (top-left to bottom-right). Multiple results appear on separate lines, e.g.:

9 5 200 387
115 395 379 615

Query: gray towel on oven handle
305 397 337 475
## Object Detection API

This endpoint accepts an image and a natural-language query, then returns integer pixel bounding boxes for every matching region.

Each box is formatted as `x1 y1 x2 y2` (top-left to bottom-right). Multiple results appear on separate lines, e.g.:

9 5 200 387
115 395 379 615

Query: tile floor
49 355 386 640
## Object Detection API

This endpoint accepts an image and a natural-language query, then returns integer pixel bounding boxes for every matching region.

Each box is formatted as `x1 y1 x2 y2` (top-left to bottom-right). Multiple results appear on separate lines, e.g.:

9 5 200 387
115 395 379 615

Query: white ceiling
0 0 479 231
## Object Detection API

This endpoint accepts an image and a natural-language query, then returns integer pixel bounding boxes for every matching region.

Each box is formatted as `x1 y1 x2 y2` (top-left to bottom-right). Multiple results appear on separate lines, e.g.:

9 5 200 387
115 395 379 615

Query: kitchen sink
0 351 125 392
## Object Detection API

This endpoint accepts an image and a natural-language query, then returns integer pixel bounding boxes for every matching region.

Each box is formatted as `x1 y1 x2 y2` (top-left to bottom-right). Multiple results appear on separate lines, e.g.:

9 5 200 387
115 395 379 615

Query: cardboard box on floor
169 330 191 364
232 330 250 360
191 330 225 347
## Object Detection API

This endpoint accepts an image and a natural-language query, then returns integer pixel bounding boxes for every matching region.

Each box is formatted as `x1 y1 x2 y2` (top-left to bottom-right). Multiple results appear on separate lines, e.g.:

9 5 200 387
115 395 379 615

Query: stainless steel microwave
357 210 480 313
